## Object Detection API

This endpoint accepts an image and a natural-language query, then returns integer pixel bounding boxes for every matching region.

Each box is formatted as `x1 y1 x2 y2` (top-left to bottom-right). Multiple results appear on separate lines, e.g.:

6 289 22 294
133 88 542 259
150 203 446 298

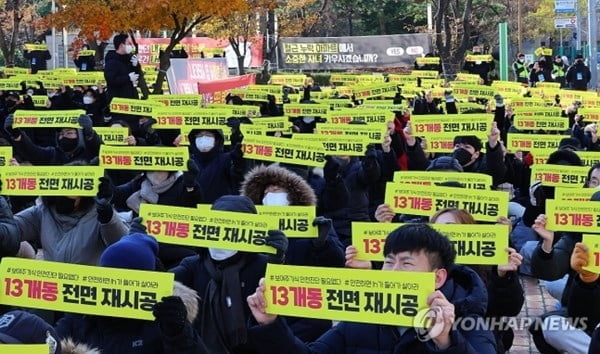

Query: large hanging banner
278 34 433 69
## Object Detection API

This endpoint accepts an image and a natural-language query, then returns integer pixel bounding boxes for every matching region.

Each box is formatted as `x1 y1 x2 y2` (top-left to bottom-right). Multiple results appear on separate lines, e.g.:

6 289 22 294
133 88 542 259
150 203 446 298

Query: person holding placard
0 161 128 266
4 114 101 165
170 195 289 353
247 223 497 353
23 41 51 74
74 44 96 72
55 233 209 354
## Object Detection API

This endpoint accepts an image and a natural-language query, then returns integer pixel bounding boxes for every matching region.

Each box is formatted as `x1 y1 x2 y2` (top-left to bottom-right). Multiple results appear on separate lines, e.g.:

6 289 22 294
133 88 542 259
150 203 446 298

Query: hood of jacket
187 128 225 160
60 281 200 352
55 127 87 156
240 164 317 206
441 264 489 318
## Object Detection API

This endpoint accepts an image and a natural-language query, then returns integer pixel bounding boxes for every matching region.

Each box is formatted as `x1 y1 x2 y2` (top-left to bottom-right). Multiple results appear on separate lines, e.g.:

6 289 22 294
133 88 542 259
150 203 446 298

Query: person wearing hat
512 53 529 84
240 164 344 341
170 195 288 353
55 232 209 354
551 55 568 88
0 310 62 353
566 54 591 90
4 113 101 165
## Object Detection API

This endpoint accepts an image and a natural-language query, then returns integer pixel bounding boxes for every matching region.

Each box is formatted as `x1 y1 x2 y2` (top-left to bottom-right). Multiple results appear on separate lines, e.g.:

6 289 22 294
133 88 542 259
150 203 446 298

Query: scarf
200 254 250 354
125 173 180 213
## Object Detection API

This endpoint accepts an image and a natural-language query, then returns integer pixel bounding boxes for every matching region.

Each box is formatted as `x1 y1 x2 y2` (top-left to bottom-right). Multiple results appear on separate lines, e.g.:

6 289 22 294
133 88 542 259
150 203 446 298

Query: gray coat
13 202 127 265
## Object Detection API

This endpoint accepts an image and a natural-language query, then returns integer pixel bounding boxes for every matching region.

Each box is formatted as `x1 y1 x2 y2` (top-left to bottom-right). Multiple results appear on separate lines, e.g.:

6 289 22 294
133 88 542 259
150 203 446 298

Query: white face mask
302 116 315 124
47 92 56 98
262 192 290 206
195 136 215 152
208 248 238 261
26 90 34 96
124 44 134 54
145 171 170 186
83 96 94 105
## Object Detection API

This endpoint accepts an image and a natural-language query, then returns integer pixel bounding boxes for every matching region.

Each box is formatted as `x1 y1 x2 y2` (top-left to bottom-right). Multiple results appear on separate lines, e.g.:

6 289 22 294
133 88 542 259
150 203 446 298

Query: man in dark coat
246 223 497 353
24 42 51 74
566 55 592 91
104 33 139 101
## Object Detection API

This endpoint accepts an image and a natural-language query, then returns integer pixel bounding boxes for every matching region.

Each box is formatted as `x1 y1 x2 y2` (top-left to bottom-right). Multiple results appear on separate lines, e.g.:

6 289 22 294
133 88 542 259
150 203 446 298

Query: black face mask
58 137 78 152
54 196 77 214
452 148 473 166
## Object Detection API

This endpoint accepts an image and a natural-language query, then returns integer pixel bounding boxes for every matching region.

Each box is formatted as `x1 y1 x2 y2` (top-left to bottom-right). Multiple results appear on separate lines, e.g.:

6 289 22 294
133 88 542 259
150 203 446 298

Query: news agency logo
413 310 589 342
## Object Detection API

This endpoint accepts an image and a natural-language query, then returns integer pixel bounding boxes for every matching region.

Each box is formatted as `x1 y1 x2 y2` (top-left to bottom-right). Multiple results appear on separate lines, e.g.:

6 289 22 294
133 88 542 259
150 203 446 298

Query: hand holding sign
153 296 188 336
312 216 332 248
532 214 554 253
426 290 455 350
345 245 372 269
4 114 21 140
247 278 277 325
571 242 599 283
266 230 288 264
497 248 523 277
374 203 395 223
95 177 114 224
488 121 500 149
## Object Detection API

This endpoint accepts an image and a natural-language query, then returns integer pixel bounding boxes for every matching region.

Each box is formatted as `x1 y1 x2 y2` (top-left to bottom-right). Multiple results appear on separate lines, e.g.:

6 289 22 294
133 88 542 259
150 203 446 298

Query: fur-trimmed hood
60 281 200 353
240 164 317 206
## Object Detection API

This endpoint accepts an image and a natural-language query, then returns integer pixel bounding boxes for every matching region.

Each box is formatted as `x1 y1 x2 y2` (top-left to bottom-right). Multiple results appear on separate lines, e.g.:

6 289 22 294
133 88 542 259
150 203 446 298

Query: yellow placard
357 100 405 111
264 263 435 327
139 204 276 253
0 166 103 196
506 133 564 153
247 84 283 94
421 135 458 153
536 82 561 89
411 70 439 78
315 99 354 110
206 103 261 117
387 74 418 83
534 47 553 57
0 258 173 320
455 73 483 82
530 164 589 187
465 54 494 62
352 83 398 99
326 109 393 125
576 151 600 167
30 95 47 108
0 146 12 167
393 171 491 190
315 123 387 144
24 44 48 51
555 188 599 202
0 78 25 90
582 234 600 274
95 127 129 146
416 57 441 65
292 134 368 156
512 115 568 131
12 109 85 128
250 117 292 132
456 102 486 113
410 114 492 139
147 94 201 108
77 49 96 57
546 200 600 233
578 108 600 121
329 74 359 85
0 344 49 353
449 85 495 98
284 104 329 117
109 98 165 116
152 108 230 129
242 135 327 167
99 146 189 171
384 183 508 222
229 89 270 102
256 205 317 238
352 222 509 265
269 74 306 86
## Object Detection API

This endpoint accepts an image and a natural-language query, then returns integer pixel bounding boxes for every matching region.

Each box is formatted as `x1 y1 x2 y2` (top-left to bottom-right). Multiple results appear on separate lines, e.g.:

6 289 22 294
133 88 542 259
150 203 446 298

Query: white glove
128 72 139 83
130 55 139 67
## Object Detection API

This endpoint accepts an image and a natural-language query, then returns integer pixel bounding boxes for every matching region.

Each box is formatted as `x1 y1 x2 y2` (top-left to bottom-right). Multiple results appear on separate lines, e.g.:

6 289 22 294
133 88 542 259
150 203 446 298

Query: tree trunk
378 11 386 35
348 8 354 36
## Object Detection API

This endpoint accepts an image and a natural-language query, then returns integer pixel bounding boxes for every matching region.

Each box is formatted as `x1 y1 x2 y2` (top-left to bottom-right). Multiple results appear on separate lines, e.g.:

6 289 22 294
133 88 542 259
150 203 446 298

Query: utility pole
517 0 522 53
588 0 598 88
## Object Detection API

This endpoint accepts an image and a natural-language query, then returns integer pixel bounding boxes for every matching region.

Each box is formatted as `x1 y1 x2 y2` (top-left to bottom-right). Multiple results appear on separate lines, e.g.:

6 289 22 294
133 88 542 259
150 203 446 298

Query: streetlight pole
588 0 598 88
51 0 56 69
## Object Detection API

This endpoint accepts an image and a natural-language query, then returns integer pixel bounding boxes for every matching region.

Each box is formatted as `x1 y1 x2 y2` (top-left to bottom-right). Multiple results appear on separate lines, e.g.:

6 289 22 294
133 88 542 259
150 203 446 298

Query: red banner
136 37 264 68
197 74 256 103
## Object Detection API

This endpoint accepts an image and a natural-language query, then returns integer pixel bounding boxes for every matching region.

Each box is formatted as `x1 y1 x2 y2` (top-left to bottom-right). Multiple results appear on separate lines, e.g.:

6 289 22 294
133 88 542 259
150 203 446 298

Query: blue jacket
248 265 497 354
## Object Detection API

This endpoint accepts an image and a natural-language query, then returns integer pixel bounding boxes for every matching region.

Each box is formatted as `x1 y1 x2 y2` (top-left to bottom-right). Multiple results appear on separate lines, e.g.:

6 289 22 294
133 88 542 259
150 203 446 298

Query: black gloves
230 143 244 162
312 216 332 248
130 216 147 234
95 177 114 224
153 296 188 337
78 114 94 138
266 230 288 264
226 117 241 130
182 159 199 189
4 114 21 139
141 117 157 134
323 156 341 183
363 144 378 167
